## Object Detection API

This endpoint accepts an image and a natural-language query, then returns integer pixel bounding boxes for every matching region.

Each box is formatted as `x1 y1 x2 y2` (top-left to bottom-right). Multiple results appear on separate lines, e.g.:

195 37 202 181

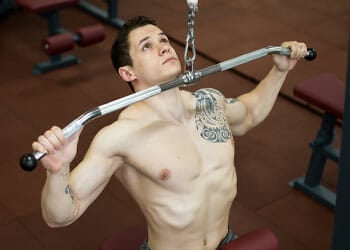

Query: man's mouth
163 57 176 64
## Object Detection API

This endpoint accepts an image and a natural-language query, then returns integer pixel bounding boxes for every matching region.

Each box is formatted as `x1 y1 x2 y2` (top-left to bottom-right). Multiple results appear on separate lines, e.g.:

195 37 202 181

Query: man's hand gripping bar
20 46 316 171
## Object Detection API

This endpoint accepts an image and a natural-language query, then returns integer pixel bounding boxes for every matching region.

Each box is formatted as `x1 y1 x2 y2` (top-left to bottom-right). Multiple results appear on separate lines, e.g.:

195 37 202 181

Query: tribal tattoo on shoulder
193 89 233 143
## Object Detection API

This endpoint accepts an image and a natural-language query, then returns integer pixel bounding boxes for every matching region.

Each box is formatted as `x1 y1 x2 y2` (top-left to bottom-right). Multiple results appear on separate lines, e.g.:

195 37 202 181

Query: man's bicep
70 127 123 204
225 99 253 136
69 148 122 216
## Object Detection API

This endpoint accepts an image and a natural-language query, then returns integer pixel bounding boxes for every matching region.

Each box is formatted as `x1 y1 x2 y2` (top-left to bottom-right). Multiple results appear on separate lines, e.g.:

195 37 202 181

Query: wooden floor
0 0 349 249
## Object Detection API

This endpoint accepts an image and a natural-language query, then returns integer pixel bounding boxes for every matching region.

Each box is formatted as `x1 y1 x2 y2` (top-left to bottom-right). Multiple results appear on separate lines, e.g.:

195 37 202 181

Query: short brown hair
110 16 156 92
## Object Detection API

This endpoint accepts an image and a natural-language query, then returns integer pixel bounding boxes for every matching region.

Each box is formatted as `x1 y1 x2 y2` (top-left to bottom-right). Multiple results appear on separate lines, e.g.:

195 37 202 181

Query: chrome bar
20 46 316 170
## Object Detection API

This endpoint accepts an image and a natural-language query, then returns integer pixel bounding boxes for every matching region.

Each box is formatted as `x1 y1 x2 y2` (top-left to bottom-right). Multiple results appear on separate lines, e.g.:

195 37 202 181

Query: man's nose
159 43 170 55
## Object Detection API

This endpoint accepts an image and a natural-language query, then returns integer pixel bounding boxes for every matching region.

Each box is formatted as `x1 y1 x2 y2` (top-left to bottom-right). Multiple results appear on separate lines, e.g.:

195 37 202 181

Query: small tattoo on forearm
65 185 74 203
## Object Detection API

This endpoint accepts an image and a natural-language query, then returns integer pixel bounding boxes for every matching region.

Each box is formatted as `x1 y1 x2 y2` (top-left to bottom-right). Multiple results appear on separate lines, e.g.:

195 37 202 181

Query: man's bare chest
124 121 235 187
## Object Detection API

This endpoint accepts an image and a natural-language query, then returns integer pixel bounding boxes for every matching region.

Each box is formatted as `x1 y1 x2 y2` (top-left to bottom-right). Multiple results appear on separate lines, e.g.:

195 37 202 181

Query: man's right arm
41 163 80 228
33 124 124 227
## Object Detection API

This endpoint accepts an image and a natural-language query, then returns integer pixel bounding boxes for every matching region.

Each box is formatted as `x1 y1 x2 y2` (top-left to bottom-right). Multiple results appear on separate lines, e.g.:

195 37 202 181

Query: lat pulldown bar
19 46 317 171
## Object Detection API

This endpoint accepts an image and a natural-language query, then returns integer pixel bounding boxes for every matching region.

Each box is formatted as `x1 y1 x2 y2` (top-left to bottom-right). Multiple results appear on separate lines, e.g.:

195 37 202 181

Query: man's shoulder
192 88 238 105
118 102 151 121
96 106 146 138
92 113 144 152
112 103 157 132
192 88 227 100
192 88 227 104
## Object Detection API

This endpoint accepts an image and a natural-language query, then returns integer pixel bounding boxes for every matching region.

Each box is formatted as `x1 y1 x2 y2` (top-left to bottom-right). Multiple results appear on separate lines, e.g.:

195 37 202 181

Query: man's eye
143 43 151 50
161 38 169 43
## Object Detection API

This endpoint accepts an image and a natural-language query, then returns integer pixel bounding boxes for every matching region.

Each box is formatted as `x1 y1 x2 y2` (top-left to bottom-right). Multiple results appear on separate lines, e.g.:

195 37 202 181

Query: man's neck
144 88 190 123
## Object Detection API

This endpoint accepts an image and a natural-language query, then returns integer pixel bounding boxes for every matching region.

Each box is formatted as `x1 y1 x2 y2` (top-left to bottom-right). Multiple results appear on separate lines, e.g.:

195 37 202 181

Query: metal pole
332 33 350 250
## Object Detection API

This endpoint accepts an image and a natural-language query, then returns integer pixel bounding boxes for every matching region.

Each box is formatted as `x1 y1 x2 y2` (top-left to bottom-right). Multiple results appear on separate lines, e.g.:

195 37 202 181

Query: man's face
128 24 182 86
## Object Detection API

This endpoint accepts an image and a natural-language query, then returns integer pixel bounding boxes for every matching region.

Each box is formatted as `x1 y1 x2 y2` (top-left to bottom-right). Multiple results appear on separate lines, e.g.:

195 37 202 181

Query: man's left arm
225 41 307 136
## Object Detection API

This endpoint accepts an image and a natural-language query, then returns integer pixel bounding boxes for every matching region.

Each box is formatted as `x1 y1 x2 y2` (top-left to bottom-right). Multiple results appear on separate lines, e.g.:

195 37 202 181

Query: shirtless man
32 16 307 250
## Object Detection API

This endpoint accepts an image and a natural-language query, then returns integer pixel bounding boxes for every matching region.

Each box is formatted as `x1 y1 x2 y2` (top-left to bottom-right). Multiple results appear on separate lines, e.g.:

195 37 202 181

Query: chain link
184 5 197 74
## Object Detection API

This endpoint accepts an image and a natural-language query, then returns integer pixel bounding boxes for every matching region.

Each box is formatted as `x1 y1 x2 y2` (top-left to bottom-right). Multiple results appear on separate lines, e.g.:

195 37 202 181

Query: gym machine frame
332 33 350 250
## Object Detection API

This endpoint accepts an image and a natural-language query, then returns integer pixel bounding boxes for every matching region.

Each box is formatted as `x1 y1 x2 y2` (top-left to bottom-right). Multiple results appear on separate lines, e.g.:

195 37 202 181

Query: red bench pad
101 225 147 250
220 229 279 250
294 74 345 119
101 226 279 250
16 0 79 13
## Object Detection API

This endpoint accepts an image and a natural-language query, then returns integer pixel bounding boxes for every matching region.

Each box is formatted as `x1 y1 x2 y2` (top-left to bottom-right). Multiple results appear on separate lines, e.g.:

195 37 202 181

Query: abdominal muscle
147 197 233 250
118 162 237 250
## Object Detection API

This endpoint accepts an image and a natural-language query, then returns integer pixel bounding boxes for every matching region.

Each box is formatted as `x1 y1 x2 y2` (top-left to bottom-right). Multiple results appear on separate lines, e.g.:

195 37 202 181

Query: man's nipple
159 168 171 181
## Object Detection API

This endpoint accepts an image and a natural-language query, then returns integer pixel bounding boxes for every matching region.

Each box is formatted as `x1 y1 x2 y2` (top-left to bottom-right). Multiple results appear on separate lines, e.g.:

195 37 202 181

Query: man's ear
118 66 136 82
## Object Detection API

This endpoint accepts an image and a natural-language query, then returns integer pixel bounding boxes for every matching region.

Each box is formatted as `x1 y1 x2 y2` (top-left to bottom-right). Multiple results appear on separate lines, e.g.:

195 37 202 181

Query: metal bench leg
290 113 338 209
77 0 124 28
32 10 78 74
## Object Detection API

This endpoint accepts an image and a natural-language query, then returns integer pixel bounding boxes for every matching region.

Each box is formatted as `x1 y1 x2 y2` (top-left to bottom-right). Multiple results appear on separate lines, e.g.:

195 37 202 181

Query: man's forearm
41 165 80 227
243 65 288 125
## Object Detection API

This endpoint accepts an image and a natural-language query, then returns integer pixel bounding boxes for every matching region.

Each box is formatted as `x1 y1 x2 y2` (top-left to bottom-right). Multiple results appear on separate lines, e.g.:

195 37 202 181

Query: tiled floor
0 0 348 249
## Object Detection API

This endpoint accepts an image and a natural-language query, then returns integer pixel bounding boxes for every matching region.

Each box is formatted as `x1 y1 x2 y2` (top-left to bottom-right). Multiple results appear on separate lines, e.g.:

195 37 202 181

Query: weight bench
289 73 345 209
15 0 106 75
100 225 279 250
